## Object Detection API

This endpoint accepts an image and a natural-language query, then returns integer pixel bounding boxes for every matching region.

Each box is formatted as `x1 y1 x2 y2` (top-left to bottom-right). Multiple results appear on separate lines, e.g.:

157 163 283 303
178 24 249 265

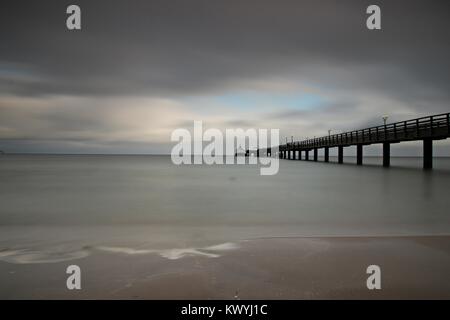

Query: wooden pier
257 113 450 169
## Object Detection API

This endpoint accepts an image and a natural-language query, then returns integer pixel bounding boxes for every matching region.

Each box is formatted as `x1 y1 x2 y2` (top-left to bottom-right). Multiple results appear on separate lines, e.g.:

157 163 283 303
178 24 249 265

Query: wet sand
1 235 450 299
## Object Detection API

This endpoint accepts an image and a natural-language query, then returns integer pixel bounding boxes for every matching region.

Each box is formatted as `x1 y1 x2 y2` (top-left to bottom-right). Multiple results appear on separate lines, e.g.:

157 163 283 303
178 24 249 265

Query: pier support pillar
338 146 343 164
357 144 363 166
324 147 329 162
383 143 390 168
305 150 309 161
313 148 318 161
299 150 302 160
288 150 291 160
423 138 433 170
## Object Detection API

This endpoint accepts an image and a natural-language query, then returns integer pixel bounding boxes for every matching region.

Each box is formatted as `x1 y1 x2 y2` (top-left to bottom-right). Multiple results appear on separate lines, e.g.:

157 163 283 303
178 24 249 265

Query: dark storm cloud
1 0 449 105
268 100 358 120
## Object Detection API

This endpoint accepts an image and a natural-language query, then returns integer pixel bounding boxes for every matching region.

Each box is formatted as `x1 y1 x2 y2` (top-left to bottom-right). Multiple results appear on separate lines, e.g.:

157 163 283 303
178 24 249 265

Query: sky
1 0 450 155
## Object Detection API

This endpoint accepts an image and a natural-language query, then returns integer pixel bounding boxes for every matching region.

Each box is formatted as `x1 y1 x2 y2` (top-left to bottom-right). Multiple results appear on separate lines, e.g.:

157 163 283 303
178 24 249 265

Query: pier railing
282 113 450 151
267 112 450 169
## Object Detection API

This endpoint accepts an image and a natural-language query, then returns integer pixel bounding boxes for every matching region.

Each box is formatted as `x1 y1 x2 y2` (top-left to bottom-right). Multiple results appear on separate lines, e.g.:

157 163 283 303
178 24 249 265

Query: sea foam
95 242 240 260
0 241 240 264
0 248 90 264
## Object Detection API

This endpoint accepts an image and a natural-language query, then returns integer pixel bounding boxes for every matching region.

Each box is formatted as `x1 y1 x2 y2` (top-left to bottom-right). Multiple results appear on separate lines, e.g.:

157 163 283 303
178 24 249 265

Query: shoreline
1 235 450 299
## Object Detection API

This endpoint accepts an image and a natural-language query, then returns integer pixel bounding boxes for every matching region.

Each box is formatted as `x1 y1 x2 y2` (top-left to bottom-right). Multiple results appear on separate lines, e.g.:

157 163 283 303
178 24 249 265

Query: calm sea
1 154 450 263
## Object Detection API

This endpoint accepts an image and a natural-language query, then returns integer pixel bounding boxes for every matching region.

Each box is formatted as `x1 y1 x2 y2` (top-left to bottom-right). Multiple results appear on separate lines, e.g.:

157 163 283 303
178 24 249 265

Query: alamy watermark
65 4 380 31
66 265 81 290
366 264 381 290
170 121 280 175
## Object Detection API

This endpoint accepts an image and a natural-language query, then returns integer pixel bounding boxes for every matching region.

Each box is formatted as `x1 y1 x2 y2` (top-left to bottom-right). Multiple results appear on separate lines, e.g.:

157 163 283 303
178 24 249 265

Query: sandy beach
1 235 450 299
